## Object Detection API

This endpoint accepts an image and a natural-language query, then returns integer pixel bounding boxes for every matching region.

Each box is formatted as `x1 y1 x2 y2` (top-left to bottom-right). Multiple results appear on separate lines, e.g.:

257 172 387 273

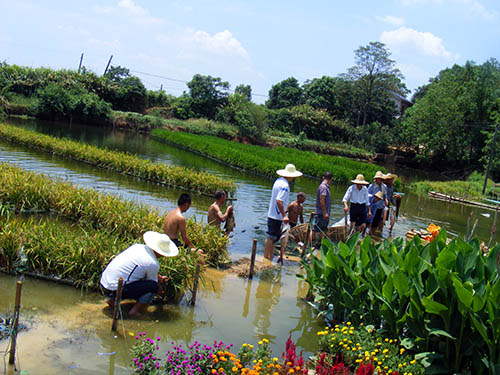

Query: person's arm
342 186 351 213
299 205 304 224
215 205 232 222
364 188 371 218
276 199 288 224
320 195 328 219
179 218 194 248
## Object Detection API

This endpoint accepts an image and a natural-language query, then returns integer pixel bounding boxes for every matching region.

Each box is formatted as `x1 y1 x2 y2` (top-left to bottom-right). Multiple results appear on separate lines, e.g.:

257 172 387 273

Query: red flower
356 362 374 375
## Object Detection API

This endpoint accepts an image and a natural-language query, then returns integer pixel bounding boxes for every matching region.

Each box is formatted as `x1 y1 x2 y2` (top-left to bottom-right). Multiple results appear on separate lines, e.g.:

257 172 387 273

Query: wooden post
111 277 123 331
8 281 23 365
78 53 84 73
249 239 257 279
190 263 201 306
303 212 315 259
104 55 113 76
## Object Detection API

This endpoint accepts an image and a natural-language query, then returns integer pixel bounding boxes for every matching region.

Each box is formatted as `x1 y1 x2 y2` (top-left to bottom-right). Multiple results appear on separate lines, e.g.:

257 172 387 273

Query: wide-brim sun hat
276 164 303 178
383 173 398 181
143 231 179 257
373 171 384 180
351 174 369 185
374 191 384 200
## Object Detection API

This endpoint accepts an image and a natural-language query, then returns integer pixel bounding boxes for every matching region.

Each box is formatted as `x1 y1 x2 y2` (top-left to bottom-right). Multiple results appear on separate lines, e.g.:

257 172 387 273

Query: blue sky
1 0 499 103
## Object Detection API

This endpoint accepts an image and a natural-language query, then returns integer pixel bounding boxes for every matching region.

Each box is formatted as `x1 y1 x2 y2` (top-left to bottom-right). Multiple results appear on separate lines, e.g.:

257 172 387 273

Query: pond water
0 117 498 374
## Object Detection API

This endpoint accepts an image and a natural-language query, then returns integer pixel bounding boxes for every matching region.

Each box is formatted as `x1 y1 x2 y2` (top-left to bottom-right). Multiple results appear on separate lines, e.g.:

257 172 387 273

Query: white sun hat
143 231 179 257
373 171 384 180
276 164 303 178
351 174 369 185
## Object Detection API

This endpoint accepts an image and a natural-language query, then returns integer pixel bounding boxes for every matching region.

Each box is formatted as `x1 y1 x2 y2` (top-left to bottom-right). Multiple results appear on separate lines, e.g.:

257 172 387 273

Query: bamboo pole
111 277 123 331
249 239 257 279
8 281 23 365
190 263 201 306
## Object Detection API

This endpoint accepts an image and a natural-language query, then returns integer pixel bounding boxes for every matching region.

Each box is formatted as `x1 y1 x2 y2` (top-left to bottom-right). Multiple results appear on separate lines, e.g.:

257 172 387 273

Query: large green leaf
393 272 409 298
470 315 492 345
435 245 456 270
382 277 394 302
422 296 448 315
428 328 455 340
452 275 473 309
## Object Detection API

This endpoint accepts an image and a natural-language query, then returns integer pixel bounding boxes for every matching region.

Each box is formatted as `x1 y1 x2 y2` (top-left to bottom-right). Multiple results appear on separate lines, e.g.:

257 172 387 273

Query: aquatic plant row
299 231 500 373
0 122 236 195
152 129 383 183
0 164 230 289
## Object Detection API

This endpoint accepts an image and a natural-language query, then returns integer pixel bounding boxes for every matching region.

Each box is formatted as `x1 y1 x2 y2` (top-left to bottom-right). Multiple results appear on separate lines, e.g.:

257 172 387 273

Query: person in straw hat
100 231 179 318
342 174 371 235
382 173 400 232
264 163 303 261
367 191 385 233
368 171 388 231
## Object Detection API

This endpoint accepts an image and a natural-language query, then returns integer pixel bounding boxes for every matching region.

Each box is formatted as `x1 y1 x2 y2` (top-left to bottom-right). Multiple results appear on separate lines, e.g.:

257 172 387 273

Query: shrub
299 232 500 373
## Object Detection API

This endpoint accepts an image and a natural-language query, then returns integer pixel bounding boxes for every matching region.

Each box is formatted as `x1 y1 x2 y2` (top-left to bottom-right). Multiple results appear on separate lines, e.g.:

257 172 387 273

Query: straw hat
373 171 384 180
351 174 369 185
374 191 384 200
276 164 303 178
382 173 398 181
143 231 179 257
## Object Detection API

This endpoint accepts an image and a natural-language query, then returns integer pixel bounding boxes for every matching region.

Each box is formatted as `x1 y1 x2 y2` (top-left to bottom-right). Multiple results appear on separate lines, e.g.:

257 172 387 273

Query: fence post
111 277 124 331
8 281 23 365
190 263 201 306
249 239 257 279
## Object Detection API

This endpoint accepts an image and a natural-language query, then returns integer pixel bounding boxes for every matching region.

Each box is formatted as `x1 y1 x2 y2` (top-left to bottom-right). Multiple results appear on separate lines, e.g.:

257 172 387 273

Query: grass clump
0 122 235 195
410 171 497 201
0 164 230 292
153 129 383 183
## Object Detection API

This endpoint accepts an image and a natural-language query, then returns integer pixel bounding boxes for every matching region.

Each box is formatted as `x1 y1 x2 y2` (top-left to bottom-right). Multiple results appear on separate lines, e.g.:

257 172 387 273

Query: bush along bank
153 128 383 184
0 122 236 195
299 231 500 374
0 164 230 289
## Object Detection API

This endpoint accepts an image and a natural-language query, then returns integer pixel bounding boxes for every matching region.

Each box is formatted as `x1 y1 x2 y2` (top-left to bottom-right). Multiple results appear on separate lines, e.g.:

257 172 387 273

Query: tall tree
235 84 252 101
345 42 407 131
266 77 303 109
187 74 230 119
303 76 338 115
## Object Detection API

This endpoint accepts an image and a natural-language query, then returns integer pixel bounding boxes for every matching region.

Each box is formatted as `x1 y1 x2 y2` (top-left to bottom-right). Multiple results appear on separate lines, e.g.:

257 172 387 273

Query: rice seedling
0 122 235 195
153 129 384 183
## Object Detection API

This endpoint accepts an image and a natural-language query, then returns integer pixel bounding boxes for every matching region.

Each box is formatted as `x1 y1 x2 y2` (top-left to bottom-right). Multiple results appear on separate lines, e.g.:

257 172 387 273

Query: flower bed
152 129 383 184
0 122 235 195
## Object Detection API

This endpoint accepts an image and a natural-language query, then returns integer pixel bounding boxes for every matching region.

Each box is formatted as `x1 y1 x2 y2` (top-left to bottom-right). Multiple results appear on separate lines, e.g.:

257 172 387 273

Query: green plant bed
299 232 500 374
0 122 235 195
153 129 384 184
0 163 229 267
410 171 496 201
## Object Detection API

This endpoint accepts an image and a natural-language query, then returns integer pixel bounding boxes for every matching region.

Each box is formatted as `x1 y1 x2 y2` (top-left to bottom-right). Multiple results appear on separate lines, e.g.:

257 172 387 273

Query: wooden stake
111 277 123 331
190 263 201 306
249 239 257 279
303 212 315 259
8 281 23 365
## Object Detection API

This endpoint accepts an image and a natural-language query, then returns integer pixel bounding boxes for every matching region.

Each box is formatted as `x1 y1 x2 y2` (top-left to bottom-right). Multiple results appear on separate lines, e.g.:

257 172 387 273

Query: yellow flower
273 357 278 362
410 360 416 365
347 322 351 325
400 348 405 355
258 341 263 345
263 338 269 343
383 349 389 354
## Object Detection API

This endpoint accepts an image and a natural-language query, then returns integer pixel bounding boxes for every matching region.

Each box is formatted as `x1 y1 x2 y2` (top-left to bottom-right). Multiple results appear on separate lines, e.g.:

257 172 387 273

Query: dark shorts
266 217 283 242
289 222 297 228
349 203 367 224
171 238 183 248
100 280 159 304
312 215 329 232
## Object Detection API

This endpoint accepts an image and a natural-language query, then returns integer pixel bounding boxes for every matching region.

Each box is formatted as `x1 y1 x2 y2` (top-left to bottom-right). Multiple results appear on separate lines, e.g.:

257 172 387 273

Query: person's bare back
163 194 194 248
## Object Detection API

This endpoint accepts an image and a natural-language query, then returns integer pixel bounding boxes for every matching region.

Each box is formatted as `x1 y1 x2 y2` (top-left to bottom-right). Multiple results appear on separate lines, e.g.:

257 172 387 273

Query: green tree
235 84 252 101
344 42 407 131
266 77 303 109
302 76 339 115
400 60 500 165
187 74 230 119
104 65 131 82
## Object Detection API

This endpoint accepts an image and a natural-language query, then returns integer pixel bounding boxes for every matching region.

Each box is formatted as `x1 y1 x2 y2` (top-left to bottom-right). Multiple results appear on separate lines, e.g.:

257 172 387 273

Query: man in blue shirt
264 164 302 260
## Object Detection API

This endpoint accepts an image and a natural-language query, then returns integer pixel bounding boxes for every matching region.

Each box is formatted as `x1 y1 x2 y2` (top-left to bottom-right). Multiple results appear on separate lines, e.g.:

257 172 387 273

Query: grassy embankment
111 112 373 160
0 122 235 196
0 163 229 296
153 128 384 184
410 172 498 201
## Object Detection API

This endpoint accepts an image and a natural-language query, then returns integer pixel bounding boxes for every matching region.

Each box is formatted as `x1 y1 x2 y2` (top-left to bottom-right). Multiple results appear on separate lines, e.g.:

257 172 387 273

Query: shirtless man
286 192 305 228
207 190 233 228
163 193 194 248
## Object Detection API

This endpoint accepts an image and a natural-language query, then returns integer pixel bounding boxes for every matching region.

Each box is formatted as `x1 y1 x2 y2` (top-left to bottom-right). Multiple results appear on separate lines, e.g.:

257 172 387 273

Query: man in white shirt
263 164 302 261
100 231 179 318
343 174 371 235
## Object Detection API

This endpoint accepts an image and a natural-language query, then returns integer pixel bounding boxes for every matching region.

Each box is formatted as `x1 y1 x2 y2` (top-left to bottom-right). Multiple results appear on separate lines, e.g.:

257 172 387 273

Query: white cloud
399 0 498 20
184 29 249 59
94 0 164 25
377 15 406 26
381 27 455 59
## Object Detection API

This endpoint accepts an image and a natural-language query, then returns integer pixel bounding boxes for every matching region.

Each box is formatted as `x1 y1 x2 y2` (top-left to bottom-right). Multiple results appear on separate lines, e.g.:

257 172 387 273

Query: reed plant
0 123 235 195
153 129 383 183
